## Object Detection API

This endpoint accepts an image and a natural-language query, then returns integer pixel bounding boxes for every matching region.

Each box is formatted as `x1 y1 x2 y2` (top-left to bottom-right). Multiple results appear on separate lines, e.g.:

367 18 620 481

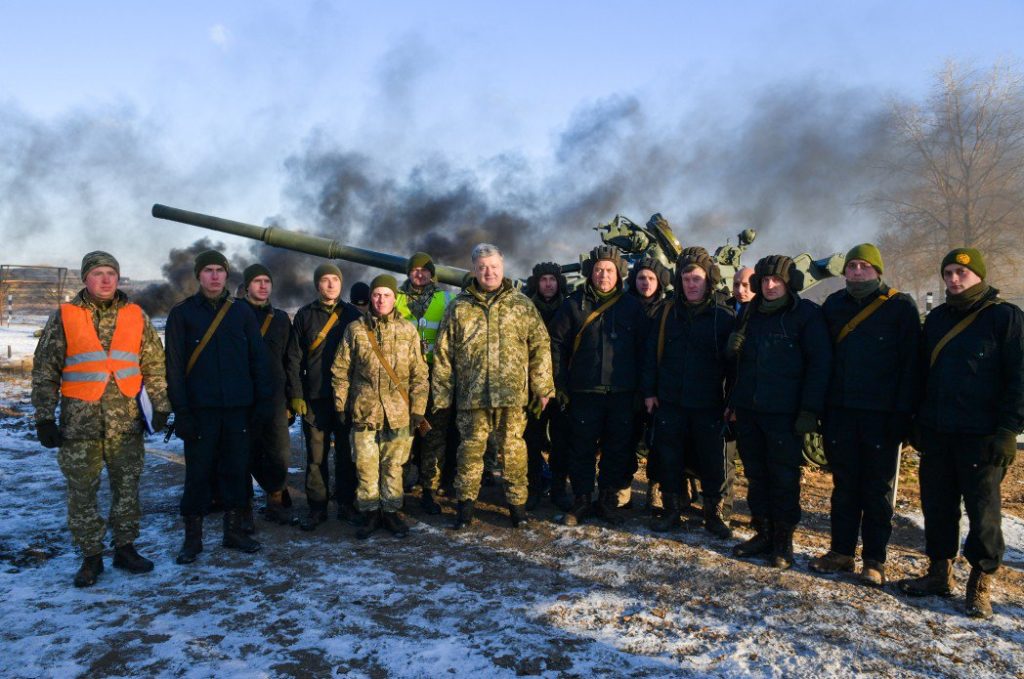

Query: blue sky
2 1 1022 279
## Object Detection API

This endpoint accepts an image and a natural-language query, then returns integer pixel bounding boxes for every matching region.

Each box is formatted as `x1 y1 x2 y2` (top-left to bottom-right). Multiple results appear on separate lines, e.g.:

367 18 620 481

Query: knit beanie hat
243 263 272 287
314 263 343 289
407 252 436 276
941 248 986 280
369 274 398 296
350 282 370 305
194 250 229 278
80 251 120 280
844 243 884 275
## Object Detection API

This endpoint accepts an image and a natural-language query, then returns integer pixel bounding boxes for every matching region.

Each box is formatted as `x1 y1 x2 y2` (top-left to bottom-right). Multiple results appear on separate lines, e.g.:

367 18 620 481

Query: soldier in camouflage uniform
332 275 430 538
32 251 171 587
432 243 555 529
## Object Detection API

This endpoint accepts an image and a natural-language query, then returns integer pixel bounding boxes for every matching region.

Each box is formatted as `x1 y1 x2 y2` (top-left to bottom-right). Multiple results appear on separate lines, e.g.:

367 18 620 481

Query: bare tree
874 61 1024 300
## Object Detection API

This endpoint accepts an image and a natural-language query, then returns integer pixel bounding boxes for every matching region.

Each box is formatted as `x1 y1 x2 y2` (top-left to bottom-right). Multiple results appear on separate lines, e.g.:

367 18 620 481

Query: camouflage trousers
57 435 145 557
455 407 528 505
351 426 413 512
417 405 451 491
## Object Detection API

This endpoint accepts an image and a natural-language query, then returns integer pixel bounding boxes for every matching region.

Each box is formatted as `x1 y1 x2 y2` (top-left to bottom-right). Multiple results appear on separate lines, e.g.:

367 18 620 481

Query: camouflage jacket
331 309 429 429
32 289 170 440
432 279 554 411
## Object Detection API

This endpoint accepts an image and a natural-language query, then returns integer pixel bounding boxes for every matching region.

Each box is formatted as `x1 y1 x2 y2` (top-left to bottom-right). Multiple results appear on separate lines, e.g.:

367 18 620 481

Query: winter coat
291 299 362 401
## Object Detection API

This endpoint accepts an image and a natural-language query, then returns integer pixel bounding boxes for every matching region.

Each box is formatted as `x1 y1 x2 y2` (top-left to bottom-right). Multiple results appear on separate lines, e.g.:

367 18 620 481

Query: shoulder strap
259 310 274 337
929 299 1000 368
568 292 623 369
186 297 234 376
836 289 897 344
363 322 411 409
657 300 677 366
308 309 340 354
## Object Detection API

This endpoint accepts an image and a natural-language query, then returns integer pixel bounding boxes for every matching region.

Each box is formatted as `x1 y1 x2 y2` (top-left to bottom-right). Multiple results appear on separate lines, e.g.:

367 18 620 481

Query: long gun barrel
151 204 471 287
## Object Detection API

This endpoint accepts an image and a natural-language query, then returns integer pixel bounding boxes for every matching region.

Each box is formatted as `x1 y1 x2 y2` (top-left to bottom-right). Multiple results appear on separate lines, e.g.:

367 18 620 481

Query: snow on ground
2 377 1023 677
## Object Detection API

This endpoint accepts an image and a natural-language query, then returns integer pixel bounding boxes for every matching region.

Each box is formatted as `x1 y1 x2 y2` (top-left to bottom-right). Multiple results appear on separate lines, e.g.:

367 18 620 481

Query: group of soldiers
31 239 1021 621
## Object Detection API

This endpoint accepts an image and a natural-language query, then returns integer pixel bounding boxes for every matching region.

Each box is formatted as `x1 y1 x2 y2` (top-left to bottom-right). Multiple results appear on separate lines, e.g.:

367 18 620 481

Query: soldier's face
371 288 396 316
634 269 658 298
845 259 879 282
943 264 982 295
591 260 618 293
318 274 342 302
409 266 433 287
537 274 559 299
84 266 119 301
761 274 786 301
474 255 504 291
199 265 227 297
681 268 708 302
733 269 754 303
247 275 272 303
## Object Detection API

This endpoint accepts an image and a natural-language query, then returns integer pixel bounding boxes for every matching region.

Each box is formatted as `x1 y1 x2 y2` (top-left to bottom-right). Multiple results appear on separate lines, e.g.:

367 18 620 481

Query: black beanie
243 263 272 288
350 282 370 305
314 263 343 289
194 250 229 278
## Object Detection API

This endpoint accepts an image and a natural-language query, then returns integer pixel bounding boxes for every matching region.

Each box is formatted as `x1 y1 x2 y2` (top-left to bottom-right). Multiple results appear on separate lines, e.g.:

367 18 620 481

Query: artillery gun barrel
151 204 471 287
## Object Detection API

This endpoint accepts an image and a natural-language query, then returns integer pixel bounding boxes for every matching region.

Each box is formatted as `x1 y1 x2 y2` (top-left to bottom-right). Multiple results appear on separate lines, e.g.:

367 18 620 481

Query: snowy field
1 325 1023 677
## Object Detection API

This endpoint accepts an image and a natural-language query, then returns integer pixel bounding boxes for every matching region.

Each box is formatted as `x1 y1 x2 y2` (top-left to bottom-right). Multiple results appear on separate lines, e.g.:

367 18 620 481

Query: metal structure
0 265 70 323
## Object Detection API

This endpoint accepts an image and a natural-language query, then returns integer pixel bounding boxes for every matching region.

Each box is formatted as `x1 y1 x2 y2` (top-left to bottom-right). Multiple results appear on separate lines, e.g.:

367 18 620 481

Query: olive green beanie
243 263 272 287
369 274 399 296
844 243 884 275
406 252 435 276
313 263 343 289
941 248 986 280
194 250 229 278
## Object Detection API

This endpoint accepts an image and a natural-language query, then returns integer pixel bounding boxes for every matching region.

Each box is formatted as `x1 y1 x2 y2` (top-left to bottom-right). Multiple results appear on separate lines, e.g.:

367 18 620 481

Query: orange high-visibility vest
60 303 144 401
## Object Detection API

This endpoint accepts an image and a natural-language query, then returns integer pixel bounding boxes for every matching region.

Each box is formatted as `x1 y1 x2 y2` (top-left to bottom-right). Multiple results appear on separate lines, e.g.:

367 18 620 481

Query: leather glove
990 428 1018 468
793 410 819 435
724 331 745 359
173 412 200 441
151 411 171 434
556 390 571 409
36 420 61 449
289 398 308 417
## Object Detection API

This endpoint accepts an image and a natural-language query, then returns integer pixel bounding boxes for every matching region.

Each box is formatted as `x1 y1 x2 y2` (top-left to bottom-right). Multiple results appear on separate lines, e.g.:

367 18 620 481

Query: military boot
73 554 104 588
263 491 294 525
357 510 383 539
593 489 625 526
703 500 733 539
860 559 886 587
900 559 955 597
300 505 328 532
809 550 856 574
450 500 476 530
383 512 409 538
509 504 530 528
113 543 154 574
965 568 993 619
732 517 773 558
223 510 262 553
420 488 442 515
770 523 796 569
650 493 682 532
175 515 203 565
337 501 360 525
550 479 573 512
524 493 542 512
241 500 256 535
561 494 593 527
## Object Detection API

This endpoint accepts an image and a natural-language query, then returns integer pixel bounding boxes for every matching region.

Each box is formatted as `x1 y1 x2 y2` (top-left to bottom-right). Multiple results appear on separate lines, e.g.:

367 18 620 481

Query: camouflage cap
80 251 120 281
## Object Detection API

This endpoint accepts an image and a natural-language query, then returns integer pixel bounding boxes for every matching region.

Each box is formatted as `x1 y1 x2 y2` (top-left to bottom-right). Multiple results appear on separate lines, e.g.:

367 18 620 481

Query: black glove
174 412 200 441
36 420 61 449
990 428 1018 468
793 410 818 435
151 411 170 434
724 331 745 359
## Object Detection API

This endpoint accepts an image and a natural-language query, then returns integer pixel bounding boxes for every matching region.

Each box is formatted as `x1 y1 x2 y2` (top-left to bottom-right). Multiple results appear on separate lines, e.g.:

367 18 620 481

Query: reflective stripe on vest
60 303 144 401
395 290 452 363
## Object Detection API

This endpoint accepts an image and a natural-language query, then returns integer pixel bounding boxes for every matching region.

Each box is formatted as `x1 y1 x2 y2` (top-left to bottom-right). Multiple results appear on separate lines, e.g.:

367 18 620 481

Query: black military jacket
291 299 362 401
918 287 1024 435
822 284 921 414
242 299 301 406
641 300 735 409
729 293 832 415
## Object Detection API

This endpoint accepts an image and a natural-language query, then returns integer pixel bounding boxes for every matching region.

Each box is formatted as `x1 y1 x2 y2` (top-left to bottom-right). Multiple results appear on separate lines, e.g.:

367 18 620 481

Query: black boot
524 493 542 511
732 517 773 558
450 500 475 530
420 489 442 515
560 494 593 527
770 523 795 569
263 491 294 525
223 509 262 553
703 500 733 539
593 489 624 526
113 543 154 573
175 515 204 565
337 501 360 524
241 500 256 535
73 554 104 588
550 481 573 512
509 504 530 528
382 511 409 538
900 559 955 597
300 505 328 531
357 510 383 539
650 493 682 532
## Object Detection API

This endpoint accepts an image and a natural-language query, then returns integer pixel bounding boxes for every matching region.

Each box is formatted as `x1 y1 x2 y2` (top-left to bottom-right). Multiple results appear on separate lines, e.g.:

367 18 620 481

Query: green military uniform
432 278 555 507
396 278 454 493
331 307 429 513
32 288 170 560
